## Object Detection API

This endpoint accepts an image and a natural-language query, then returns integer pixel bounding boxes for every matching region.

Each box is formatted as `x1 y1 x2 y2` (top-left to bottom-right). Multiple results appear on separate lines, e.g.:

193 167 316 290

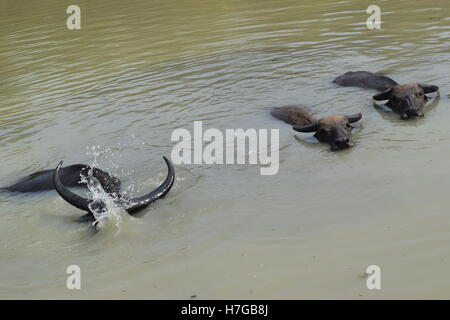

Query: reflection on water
0 0 450 298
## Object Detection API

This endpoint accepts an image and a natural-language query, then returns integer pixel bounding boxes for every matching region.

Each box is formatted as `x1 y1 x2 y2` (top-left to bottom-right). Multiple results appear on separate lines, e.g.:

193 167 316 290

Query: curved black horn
421 84 439 94
125 156 175 215
345 113 362 123
53 161 91 212
373 88 393 101
292 122 319 133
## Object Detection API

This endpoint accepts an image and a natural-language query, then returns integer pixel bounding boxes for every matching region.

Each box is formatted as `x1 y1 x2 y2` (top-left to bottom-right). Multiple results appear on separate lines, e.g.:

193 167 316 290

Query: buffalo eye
346 123 353 130
317 128 329 138
416 92 424 97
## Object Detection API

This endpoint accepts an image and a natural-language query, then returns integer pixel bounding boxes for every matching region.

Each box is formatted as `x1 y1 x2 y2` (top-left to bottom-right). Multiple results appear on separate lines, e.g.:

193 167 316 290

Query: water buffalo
2 157 175 223
271 105 362 151
3 164 121 194
333 71 439 119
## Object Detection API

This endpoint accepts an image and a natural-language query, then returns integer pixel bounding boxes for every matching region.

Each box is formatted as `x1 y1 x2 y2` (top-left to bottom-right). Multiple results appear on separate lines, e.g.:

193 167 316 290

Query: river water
1 0 450 299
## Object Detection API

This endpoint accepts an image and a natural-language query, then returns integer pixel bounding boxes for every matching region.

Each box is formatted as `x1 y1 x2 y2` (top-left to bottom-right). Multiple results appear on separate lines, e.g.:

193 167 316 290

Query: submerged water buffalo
271 105 362 151
2 157 175 223
333 71 439 120
3 164 121 194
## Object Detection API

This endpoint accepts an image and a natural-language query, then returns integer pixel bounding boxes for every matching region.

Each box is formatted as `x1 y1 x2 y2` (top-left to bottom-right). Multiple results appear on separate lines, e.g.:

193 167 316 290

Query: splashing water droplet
81 148 128 230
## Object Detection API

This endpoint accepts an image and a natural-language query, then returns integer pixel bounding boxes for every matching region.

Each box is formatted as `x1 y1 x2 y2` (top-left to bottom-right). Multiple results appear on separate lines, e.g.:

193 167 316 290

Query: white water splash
81 145 129 231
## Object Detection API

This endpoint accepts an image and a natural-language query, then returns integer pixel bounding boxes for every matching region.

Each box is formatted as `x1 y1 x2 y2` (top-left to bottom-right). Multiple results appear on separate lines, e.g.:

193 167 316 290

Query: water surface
1 0 450 299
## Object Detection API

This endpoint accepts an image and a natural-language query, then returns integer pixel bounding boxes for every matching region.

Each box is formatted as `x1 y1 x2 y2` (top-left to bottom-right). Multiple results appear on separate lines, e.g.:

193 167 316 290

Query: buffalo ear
373 88 393 101
293 121 319 133
421 84 439 94
345 113 362 123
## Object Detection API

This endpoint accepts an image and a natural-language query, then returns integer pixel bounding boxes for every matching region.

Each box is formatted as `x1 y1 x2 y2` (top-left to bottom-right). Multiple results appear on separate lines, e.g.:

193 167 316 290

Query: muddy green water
1 0 450 299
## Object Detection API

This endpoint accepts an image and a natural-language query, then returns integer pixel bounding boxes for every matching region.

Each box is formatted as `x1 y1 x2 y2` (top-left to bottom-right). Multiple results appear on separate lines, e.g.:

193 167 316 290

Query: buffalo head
293 113 362 151
373 83 439 119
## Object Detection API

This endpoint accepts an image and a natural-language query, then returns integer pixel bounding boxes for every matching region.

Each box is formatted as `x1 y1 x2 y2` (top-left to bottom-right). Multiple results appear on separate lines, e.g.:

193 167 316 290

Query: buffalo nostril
338 138 350 145
405 108 421 117
334 138 350 148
